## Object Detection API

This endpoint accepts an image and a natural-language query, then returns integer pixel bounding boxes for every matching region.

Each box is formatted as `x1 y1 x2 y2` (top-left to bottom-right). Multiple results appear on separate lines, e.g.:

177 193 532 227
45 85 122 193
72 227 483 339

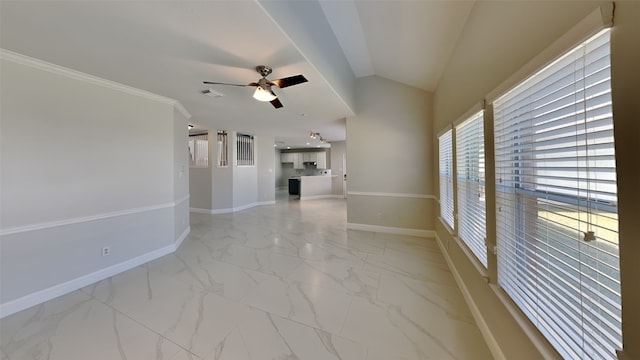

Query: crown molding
0 49 190 118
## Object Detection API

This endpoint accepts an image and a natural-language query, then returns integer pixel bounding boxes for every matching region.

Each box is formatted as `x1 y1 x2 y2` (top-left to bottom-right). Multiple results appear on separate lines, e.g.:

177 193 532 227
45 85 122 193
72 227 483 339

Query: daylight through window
493 29 620 360
439 129 454 229
456 111 487 267
188 134 208 168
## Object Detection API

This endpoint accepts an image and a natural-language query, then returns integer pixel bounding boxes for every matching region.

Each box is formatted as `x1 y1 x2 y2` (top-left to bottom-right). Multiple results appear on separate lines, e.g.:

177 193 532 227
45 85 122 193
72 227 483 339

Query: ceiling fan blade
270 98 283 109
271 75 308 88
203 81 250 87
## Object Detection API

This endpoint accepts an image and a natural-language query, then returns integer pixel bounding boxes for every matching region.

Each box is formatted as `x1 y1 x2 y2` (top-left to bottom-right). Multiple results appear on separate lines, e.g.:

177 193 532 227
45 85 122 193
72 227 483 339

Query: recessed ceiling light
306 142 310 145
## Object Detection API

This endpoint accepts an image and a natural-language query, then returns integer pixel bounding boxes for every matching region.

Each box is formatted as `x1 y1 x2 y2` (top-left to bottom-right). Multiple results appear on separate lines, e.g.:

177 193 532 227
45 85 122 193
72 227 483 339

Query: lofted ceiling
0 0 476 149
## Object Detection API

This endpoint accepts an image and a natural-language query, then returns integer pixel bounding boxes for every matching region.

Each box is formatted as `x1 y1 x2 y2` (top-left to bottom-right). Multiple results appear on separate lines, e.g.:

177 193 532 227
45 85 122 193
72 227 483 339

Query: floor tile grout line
79 282 204 360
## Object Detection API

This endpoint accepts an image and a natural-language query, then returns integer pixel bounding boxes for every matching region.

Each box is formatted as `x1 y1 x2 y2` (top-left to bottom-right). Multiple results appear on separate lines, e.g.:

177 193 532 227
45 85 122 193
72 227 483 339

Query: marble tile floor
0 196 493 360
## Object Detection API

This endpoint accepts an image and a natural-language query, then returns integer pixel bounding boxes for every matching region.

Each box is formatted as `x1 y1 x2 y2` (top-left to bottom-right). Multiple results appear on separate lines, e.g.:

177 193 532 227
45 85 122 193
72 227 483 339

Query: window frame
236 133 255 167
217 130 229 168
492 29 620 360
455 110 488 267
188 133 209 168
438 128 455 230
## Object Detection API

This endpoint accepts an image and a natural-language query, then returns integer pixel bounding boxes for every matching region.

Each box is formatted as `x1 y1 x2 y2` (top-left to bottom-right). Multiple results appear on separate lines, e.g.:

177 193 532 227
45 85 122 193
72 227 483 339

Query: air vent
201 89 225 98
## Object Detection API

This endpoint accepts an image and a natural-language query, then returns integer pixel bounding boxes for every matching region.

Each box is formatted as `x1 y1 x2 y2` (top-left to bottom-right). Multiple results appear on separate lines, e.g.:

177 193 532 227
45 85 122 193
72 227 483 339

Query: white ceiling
0 0 476 149
321 0 475 91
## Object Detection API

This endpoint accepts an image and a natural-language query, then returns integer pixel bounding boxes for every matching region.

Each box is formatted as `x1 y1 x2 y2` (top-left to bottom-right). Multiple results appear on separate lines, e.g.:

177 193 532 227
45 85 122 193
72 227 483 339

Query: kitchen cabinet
293 153 304 169
281 151 326 169
316 152 327 169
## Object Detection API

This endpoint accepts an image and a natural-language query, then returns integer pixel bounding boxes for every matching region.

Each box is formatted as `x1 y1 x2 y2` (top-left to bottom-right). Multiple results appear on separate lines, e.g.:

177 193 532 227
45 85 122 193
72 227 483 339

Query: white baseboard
191 201 276 215
346 223 434 238
190 207 214 214
175 226 190 249
434 234 505 360
0 243 176 318
300 195 342 200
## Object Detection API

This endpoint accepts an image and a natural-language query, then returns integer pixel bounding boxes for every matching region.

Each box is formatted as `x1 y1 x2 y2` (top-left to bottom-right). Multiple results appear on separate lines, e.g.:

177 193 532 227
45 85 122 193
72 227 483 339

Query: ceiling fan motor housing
256 65 273 77
204 65 306 109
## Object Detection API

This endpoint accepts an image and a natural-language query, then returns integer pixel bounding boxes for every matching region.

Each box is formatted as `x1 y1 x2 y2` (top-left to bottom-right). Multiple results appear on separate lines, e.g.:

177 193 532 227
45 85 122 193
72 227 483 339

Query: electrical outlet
377 212 383 221
102 246 111 257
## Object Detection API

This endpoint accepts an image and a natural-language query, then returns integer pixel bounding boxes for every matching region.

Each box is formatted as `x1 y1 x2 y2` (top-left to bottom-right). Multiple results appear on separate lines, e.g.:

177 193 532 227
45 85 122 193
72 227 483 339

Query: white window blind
236 133 254 166
188 134 209 167
439 129 454 229
217 131 228 167
494 29 620 360
456 111 487 267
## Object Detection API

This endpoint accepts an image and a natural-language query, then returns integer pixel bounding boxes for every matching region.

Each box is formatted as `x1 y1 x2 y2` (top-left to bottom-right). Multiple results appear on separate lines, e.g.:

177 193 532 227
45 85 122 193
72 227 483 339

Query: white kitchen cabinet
282 151 325 169
293 153 304 169
280 152 294 163
316 152 327 169
303 153 317 162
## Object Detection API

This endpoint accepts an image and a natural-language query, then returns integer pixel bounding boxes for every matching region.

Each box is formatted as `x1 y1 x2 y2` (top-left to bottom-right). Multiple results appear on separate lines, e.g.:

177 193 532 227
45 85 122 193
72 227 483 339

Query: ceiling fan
203 65 308 109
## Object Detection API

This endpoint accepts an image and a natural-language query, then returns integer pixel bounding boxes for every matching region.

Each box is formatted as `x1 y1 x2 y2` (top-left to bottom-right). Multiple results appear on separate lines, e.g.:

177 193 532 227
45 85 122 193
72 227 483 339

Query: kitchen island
299 175 336 200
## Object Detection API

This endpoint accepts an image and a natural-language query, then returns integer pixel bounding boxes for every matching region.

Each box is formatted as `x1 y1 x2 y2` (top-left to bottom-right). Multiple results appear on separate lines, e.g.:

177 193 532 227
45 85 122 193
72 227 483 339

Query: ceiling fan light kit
253 86 277 102
203 65 308 109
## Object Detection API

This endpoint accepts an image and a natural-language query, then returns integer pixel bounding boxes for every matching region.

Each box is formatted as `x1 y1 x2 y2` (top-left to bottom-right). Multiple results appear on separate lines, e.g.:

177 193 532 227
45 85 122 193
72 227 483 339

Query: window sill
438 216 488 280
452 235 489 280
438 216 454 235
489 283 562 360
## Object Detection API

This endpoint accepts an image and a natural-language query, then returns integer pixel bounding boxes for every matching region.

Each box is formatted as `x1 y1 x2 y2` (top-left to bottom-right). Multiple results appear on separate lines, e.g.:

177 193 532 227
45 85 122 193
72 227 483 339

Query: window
217 131 228 167
188 134 208 167
236 133 254 166
456 111 487 267
439 129 454 229
494 30 620 359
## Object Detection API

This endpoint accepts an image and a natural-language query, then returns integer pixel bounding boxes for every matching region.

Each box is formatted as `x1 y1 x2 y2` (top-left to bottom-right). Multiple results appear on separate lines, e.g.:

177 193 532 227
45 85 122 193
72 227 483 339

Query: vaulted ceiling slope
1 0 476 147
319 0 476 92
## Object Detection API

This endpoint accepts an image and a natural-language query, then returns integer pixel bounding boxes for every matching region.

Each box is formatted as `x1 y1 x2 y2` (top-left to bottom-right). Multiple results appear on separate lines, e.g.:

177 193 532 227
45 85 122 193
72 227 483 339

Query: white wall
432 2 640 359
274 149 283 188
211 130 234 212
232 132 258 209
0 52 189 316
172 108 190 243
346 76 434 234
330 140 346 196
189 132 213 211
190 131 274 212
257 136 276 203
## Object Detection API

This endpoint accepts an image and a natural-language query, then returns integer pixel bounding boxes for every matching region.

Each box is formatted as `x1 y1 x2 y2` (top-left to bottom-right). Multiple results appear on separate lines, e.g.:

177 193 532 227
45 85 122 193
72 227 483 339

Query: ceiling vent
201 88 225 98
